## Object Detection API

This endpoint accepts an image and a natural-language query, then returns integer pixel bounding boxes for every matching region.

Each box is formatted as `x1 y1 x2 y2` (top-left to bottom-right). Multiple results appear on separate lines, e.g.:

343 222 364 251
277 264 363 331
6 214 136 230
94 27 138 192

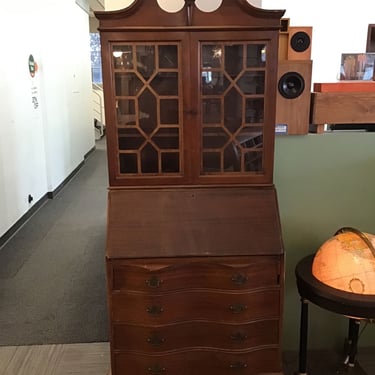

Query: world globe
312 227 375 295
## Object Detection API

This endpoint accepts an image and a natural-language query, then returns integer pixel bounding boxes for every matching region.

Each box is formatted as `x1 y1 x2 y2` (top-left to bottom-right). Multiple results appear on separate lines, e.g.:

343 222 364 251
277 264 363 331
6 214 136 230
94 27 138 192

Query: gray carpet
0 138 108 346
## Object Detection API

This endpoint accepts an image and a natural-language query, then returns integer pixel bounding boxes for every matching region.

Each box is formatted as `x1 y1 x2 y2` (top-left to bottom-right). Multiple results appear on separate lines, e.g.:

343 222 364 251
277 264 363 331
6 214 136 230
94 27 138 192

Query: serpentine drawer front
107 255 283 375
113 348 281 375
110 256 281 292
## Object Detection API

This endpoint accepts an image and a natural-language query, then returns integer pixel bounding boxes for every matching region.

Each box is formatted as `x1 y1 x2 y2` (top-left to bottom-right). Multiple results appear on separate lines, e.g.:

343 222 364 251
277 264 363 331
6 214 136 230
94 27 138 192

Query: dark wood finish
96 2 285 375
111 256 281 291
112 320 280 351
96 0 284 187
106 252 284 375
106 188 283 259
310 91 375 133
111 289 280 323
113 349 281 375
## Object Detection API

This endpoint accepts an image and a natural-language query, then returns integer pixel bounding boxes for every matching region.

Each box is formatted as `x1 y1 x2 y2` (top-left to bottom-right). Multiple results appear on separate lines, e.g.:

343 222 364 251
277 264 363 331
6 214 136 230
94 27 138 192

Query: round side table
295 254 375 375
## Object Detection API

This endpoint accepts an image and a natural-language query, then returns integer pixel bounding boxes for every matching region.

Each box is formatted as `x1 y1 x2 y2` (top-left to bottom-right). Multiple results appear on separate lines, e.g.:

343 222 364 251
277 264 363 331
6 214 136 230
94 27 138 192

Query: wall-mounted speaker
287 27 312 60
276 60 313 135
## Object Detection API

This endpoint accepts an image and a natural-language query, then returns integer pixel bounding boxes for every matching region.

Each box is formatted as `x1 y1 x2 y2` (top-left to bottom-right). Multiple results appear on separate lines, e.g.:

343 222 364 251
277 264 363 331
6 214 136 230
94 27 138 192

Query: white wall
0 0 95 238
105 0 262 11
262 0 375 83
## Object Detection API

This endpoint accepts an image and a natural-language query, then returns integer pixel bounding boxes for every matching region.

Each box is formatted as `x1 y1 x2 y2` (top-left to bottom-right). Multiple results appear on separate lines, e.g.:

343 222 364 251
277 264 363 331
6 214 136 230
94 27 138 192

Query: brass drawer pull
146 276 163 288
230 332 248 342
229 303 247 314
147 365 166 374
229 362 248 370
146 305 164 315
147 335 165 346
231 273 248 286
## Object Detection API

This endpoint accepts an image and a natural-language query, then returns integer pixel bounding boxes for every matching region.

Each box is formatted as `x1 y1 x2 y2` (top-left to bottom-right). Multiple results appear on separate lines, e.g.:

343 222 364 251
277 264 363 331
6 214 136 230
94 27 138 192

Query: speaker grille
290 31 311 53
278 72 305 99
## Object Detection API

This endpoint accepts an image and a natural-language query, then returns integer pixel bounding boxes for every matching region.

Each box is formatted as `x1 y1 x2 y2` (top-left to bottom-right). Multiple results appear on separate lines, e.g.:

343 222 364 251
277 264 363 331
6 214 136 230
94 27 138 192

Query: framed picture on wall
339 53 375 80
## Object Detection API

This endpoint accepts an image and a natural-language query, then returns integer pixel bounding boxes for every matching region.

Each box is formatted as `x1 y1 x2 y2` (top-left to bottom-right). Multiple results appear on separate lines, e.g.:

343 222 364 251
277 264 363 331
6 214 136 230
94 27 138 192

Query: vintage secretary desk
95 1 285 374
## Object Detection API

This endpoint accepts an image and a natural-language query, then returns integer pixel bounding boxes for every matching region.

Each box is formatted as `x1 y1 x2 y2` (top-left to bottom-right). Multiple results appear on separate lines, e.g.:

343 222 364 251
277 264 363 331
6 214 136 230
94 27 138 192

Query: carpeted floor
0 138 109 346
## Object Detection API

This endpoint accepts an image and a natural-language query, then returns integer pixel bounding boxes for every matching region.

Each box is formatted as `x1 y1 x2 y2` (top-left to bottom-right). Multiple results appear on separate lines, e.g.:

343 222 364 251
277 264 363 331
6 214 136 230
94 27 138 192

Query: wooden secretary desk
95 1 285 374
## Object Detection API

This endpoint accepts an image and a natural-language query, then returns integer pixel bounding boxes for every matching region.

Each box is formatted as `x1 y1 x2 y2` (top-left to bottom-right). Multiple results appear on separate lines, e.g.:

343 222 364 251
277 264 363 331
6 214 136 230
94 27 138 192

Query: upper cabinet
96 0 285 187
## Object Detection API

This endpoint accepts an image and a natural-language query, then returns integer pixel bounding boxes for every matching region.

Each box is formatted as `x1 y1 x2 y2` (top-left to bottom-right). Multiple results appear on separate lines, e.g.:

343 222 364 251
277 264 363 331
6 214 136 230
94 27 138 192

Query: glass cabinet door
200 42 267 175
112 43 182 176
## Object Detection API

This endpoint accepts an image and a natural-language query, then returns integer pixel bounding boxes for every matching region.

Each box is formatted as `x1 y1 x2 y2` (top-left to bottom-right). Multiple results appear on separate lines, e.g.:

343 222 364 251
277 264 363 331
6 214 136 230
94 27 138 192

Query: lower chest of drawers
107 255 284 375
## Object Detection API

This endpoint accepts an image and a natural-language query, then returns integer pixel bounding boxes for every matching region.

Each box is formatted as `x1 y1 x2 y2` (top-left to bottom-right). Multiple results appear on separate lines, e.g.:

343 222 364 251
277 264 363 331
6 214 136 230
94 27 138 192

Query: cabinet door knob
231 273 248 286
146 305 164 315
229 303 247 314
230 332 248 342
229 362 248 370
147 335 165 346
146 276 162 288
147 365 166 374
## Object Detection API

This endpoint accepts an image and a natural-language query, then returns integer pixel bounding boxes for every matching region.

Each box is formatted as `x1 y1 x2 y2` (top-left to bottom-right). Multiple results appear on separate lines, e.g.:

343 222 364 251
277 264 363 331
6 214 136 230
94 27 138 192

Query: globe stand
295 255 375 375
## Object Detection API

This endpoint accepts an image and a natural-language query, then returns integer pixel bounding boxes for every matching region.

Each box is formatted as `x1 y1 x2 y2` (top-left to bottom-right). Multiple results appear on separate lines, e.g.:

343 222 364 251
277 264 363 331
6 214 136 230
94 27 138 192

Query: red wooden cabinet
96 1 285 374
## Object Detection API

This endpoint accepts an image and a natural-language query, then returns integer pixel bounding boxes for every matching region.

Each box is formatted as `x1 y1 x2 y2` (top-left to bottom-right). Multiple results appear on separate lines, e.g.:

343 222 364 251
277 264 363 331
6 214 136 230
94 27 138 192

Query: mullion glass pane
114 43 181 177
201 41 265 175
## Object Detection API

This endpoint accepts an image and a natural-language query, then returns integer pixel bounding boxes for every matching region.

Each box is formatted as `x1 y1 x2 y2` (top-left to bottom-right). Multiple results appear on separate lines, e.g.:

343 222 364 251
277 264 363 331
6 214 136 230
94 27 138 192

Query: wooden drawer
112 319 279 351
109 256 281 292
113 348 282 375
111 289 280 324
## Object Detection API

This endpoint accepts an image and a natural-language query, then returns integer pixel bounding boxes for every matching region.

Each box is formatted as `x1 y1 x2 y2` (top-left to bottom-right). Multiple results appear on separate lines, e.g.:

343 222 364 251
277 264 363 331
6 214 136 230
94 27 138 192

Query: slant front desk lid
106 187 283 259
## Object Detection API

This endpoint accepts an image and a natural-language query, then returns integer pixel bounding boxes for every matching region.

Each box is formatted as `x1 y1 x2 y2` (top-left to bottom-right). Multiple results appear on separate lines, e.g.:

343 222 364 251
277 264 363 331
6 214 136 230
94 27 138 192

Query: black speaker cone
290 31 311 52
278 72 305 99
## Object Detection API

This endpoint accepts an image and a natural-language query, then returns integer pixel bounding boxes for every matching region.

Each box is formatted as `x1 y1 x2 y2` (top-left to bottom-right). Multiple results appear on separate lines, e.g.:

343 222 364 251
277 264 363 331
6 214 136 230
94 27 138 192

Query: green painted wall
274 132 375 350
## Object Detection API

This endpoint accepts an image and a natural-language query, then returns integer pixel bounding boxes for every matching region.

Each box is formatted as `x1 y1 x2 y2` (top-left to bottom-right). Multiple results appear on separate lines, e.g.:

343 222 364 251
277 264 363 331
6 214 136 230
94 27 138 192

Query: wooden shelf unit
310 81 375 133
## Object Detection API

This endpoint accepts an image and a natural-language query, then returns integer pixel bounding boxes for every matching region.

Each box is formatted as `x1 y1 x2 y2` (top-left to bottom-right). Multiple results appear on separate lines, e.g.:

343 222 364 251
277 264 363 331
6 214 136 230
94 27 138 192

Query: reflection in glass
159 45 178 68
236 128 263 148
150 72 178 95
115 73 143 96
153 128 179 149
245 98 264 123
225 44 243 78
117 100 136 125
237 71 265 95
202 44 222 68
136 45 155 79
113 45 133 69
118 128 145 150
224 88 242 133
224 144 240 171
201 71 229 95
141 144 158 173
114 43 181 176
235 129 263 172
160 99 179 124
247 44 267 67
202 99 221 124
243 150 263 171
202 127 228 148
139 89 157 134
200 41 266 175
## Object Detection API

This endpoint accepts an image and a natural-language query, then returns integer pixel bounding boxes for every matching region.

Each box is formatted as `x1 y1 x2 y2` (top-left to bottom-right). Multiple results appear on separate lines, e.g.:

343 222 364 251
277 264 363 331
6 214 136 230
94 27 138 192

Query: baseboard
47 145 96 199
47 160 85 199
0 193 49 249
0 145 96 248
